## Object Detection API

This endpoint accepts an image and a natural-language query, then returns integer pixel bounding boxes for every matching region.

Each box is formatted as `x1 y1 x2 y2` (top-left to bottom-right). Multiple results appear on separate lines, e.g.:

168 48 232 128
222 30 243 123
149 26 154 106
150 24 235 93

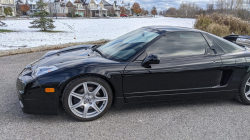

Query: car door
202 33 247 98
123 31 223 103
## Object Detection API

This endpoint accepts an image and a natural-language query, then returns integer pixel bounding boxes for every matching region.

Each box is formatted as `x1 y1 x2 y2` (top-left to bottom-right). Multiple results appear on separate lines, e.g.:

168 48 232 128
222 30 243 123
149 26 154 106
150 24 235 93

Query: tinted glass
98 28 160 62
146 32 208 58
202 33 226 54
207 33 244 53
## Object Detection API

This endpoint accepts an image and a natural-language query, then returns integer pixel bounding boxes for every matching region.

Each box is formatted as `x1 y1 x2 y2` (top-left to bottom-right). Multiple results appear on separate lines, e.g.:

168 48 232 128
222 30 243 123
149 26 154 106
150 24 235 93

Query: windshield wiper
91 45 104 57
91 45 101 51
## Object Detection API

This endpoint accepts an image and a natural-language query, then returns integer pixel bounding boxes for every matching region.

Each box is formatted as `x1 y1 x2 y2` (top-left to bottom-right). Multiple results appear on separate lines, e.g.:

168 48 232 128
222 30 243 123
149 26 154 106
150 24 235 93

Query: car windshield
97 28 160 62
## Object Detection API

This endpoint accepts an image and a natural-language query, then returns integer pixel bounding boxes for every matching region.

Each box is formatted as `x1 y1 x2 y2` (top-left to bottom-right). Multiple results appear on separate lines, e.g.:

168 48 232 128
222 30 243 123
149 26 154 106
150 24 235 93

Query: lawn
38 30 64 33
0 29 15 33
0 17 195 50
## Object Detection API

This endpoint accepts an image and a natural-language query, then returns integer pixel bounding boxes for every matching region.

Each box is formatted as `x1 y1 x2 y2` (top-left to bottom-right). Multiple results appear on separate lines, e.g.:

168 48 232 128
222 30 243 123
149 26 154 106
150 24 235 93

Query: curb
0 39 110 57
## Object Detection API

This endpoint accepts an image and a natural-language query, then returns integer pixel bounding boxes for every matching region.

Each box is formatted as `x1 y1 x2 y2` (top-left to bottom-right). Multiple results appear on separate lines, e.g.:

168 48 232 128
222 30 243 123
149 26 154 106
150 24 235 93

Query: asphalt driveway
0 51 250 139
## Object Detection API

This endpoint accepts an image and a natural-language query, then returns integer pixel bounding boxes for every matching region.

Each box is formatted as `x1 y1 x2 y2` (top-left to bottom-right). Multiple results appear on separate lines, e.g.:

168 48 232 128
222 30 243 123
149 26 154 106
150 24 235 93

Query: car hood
35 45 101 68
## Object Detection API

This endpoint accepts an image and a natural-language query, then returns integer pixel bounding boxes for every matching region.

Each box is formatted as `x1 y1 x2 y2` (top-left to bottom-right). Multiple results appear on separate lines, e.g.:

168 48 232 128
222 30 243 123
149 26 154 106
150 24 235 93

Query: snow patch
0 17 195 50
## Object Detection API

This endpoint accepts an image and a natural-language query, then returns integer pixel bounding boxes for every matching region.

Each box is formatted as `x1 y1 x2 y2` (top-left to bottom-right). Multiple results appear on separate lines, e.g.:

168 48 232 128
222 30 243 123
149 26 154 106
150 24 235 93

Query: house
103 0 131 17
65 1 76 16
105 0 121 16
45 0 85 17
0 0 16 17
124 3 131 15
66 0 85 17
73 0 85 17
84 0 107 17
15 0 36 15
46 0 68 17
102 0 112 15
26 0 37 15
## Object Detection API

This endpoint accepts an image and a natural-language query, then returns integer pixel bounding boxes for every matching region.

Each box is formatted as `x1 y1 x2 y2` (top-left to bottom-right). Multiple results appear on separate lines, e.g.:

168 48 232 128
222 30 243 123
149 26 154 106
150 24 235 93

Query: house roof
106 0 123 6
102 0 111 6
85 0 101 4
66 1 76 6
74 0 82 3
116 0 123 6
94 0 102 4
85 0 91 3
106 0 114 5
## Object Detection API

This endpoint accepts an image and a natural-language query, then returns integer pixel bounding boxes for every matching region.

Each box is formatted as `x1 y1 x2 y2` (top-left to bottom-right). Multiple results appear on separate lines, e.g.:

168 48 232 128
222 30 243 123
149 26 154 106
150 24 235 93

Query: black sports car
17 26 250 121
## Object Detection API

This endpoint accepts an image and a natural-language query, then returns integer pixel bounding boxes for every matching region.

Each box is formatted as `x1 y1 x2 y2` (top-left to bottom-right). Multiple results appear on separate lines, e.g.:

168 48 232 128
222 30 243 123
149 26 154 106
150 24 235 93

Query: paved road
1 51 250 140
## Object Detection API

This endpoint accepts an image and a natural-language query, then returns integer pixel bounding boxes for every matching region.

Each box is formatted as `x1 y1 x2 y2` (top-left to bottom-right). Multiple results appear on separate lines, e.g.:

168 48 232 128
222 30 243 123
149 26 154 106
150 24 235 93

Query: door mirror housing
141 54 160 68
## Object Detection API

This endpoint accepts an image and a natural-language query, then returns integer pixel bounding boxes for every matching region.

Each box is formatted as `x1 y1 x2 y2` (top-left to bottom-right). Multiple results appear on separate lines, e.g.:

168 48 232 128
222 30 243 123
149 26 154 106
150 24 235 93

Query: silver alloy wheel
68 82 108 118
245 78 250 101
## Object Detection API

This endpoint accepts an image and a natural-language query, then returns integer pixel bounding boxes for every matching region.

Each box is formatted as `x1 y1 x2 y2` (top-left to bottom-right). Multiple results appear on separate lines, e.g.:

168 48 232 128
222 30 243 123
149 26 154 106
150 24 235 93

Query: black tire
62 76 113 121
237 72 250 105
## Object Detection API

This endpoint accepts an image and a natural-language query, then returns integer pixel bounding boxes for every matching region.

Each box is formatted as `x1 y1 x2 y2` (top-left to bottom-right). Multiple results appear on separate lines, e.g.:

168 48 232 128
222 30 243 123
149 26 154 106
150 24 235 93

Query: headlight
32 66 59 77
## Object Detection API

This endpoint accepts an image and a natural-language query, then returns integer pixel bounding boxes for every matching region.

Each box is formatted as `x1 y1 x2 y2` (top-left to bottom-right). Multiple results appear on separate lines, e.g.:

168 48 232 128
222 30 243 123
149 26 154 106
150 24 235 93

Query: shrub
4 7 13 16
164 15 185 18
75 14 81 17
207 23 230 37
194 13 250 36
194 14 212 31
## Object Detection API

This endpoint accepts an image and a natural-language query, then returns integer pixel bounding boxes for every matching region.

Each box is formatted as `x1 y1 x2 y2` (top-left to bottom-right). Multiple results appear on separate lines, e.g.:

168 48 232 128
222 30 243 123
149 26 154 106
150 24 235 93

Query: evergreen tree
4 7 13 16
29 0 55 31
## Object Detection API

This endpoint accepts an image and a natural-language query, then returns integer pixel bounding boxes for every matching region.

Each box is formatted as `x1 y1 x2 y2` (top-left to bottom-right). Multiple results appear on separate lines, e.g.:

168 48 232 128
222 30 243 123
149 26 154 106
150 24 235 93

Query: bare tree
206 2 214 14
216 0 226 13
141 7 145 15
166 7 176 15
16 0 24 16
67 1 77 18
107 7 115 16
178 2 199 18
120 6 126 15
151 6 157 17
81 0 89 17
46 0 54 17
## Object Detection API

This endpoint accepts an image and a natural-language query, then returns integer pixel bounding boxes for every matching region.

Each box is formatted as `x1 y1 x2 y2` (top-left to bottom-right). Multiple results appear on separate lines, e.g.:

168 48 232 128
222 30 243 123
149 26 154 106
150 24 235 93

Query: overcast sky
121 0 212 11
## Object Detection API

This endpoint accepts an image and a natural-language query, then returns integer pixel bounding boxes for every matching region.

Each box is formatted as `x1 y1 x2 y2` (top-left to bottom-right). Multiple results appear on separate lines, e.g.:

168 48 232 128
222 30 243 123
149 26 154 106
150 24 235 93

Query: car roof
144 26 199 32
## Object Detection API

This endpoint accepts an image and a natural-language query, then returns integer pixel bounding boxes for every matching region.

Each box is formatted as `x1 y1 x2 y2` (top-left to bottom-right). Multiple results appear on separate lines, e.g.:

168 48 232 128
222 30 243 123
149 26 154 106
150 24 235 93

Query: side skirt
124 89 238 103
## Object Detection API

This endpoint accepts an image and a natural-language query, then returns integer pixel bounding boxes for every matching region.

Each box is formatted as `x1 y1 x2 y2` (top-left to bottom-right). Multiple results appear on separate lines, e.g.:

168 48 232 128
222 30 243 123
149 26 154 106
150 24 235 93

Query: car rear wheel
237 73 250 105
62 76 113 121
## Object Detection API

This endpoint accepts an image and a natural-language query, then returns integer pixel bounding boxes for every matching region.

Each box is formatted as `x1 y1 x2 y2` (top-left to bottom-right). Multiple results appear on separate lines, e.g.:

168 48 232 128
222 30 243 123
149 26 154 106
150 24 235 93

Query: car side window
146 32 208 58
202 33 226 55
204 33 244 53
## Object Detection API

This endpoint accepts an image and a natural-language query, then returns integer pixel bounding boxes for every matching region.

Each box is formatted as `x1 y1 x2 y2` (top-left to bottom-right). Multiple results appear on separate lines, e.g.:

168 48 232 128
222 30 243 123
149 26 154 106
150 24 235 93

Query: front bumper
16 68 58 115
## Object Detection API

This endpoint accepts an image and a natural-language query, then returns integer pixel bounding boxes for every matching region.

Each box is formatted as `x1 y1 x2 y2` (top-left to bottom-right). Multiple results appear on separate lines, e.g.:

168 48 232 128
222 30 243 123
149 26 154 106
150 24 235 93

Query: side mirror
141 54 160 68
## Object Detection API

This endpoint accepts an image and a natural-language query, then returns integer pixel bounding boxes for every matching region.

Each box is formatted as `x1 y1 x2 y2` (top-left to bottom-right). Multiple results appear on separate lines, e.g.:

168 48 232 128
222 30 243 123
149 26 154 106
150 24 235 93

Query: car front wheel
62 76 113 121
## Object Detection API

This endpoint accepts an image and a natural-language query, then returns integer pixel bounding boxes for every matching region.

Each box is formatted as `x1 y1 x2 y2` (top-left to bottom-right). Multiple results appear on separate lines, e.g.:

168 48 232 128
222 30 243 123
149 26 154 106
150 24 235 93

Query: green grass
0 29 15 33
38 30 64 33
